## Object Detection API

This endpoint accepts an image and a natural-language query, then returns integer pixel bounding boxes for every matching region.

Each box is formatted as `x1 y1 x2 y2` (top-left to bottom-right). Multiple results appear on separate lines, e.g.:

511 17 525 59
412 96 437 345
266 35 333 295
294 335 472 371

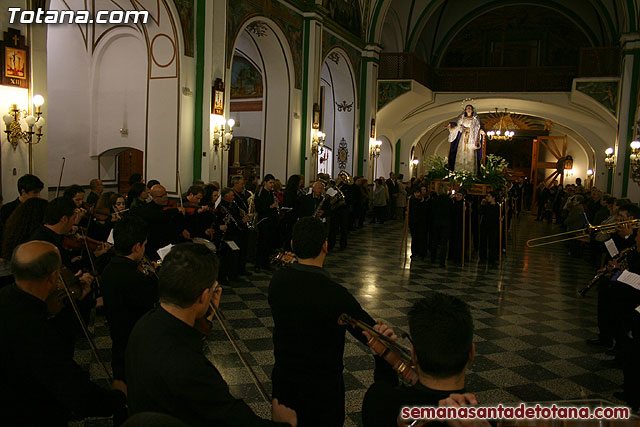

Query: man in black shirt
0 241 127 426
126 243 297 427
255 174 280 271
0 173 44 243
298 181 330 219
101 216 158 391
268 217 394 427
362 292 476 427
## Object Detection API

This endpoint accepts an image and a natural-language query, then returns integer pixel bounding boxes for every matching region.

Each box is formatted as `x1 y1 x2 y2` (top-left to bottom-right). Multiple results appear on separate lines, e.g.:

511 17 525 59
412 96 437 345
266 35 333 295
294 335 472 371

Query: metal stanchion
498 202 503 267
461 199 466 267
468 204 473 263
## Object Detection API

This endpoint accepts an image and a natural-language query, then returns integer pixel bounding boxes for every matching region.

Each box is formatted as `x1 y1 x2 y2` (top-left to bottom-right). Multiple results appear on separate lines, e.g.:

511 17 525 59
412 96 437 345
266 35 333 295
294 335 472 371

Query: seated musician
101 216 158 392
125 243 297 427
0 241 127 425
63 184 89 225
134 184 189 260
362 292 476 427
268 217 393 427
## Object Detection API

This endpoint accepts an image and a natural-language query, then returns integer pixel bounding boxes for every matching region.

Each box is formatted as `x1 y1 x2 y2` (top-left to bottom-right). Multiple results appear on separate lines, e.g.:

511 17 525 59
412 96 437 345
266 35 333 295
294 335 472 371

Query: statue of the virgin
447 104 485 173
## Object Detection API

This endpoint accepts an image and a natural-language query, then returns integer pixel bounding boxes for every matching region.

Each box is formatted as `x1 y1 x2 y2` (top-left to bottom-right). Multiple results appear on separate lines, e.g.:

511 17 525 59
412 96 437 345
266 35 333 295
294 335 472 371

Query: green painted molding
621 50 640 196
300 18 312 177
627 0 638 32
357 56 377 176
607 169 613 193
406 0 439 53
193 0 206 181
368 0 386 43
395 138 401 174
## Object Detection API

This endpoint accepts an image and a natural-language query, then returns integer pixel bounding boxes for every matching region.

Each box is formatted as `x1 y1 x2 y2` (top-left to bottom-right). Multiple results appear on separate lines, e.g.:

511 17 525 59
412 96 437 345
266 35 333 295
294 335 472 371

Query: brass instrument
313 194 327 219
232 195 254 231
526 218 640 248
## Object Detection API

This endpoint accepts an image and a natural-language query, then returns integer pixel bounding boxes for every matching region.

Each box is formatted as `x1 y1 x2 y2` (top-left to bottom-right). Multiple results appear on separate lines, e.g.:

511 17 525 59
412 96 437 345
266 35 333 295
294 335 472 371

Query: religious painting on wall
230 55 263 99
322 0 362 37
1 28 29 89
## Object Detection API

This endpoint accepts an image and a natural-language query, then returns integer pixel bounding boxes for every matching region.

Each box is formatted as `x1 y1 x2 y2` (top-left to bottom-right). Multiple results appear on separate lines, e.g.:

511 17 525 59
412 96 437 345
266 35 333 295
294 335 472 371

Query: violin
137 254 158 278
338 313 419 385
45 267 85 316
61 233 112 252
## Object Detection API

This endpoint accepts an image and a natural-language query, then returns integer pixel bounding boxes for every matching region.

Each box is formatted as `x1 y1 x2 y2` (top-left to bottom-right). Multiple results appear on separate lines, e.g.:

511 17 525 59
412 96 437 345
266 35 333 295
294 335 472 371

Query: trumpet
526 218 640 248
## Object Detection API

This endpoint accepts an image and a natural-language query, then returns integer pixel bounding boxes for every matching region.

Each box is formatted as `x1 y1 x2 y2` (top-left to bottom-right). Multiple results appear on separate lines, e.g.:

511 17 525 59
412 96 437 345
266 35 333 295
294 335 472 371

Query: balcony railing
378 47 620 92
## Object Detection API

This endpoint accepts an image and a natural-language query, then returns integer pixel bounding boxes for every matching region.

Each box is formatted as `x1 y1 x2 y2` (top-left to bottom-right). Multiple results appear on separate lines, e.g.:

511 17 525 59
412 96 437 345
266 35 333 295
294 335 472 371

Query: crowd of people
0 169 638 427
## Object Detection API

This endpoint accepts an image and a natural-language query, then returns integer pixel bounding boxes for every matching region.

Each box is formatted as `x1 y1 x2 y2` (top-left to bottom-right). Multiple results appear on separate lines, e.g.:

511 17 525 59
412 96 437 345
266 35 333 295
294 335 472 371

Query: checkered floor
73 213 628 426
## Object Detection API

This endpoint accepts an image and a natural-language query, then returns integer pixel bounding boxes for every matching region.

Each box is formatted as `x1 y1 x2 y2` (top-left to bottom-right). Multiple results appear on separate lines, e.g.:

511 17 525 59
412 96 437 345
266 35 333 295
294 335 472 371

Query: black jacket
126 306 286 427
0 284 126 426
101 255 157 380
133 202 185 259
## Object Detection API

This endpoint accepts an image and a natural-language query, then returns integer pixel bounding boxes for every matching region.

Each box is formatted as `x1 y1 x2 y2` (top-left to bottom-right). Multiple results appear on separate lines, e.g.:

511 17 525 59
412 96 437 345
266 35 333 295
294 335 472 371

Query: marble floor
74 213 628 426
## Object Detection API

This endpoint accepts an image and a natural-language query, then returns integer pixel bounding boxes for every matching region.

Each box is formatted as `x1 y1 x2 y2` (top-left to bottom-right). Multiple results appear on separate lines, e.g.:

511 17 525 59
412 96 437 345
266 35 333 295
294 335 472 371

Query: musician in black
101 216 158 388
231 177 253 276
362 292 476 427
182 185 211 238
327 179 349 251
215 188 244 283
125 243 297 427
298 181 330 220
408 187 427 260
255 174 280 272
282 175 304 251
0 173 44 243
0 241 127 425
268 217 390 427
478 191 500 268
449 189 468 265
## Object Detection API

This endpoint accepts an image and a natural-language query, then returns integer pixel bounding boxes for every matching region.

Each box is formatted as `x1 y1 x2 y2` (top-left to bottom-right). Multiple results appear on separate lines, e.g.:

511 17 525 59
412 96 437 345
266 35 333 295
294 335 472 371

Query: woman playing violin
63 184 88 227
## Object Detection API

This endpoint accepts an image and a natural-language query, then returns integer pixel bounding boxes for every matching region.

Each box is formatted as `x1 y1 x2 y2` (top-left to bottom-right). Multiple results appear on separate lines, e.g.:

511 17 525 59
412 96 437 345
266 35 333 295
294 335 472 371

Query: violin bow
77 226 104 292
177 171 184 210
338 313 412 359
55 157 66 198
58 271 112 382
210 303 270 403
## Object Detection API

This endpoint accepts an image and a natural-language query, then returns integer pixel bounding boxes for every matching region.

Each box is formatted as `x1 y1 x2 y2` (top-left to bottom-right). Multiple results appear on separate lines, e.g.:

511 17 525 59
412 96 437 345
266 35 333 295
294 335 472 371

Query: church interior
1 0 640 426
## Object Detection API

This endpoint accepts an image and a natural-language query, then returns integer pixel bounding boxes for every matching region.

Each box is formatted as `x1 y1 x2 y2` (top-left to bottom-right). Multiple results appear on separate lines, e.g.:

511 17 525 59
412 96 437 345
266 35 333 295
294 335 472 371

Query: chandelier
487 108 516 141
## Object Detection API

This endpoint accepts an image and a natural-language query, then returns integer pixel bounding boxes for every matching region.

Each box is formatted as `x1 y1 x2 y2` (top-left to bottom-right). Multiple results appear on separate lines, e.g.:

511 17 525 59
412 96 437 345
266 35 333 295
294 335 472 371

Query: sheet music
617 270 640 291
636 305 640 315
604 239 619 258
326 188 338 197
225 240 240 251
107 229 114 245
157 244 174 260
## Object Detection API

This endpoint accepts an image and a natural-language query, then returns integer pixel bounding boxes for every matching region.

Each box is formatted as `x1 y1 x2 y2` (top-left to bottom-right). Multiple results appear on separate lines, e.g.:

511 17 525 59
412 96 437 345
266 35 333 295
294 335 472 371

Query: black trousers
237 230 249 274
596 277 615 342
328 208 349 249
256 219 278 268
410 225 427 258
479 228 498 265
430 226 449 265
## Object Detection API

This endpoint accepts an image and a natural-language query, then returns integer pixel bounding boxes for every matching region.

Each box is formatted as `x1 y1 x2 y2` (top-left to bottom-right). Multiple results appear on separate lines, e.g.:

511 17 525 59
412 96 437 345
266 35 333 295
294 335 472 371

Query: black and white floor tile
73 214 627 426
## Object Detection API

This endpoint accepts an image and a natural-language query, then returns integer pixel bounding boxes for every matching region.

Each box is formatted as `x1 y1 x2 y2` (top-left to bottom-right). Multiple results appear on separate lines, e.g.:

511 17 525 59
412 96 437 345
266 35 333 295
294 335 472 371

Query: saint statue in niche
447 104 485 173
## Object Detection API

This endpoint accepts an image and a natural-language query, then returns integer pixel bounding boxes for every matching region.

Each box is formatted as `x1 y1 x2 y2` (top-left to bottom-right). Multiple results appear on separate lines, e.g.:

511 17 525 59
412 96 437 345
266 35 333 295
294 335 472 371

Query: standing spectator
372 179 387 224
386 172 398 219
396 174 407 220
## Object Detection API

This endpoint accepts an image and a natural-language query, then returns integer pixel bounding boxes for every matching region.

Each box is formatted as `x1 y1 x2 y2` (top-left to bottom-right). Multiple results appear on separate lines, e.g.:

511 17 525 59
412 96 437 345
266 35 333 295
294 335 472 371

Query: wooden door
530 136 567 209
118 149 143 194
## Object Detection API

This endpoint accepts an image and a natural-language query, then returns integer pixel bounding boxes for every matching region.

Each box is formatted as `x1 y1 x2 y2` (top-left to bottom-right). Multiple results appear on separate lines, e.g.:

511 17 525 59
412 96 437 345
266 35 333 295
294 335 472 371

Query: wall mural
322 0 362 37
378 81 411 110
227 0 303 89
173 0 195 57
231 55 264 98
575 81 619 116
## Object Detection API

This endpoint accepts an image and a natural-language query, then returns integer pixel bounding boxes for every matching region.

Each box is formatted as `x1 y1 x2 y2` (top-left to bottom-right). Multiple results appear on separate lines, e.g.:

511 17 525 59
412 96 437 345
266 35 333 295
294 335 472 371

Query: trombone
526 219 640 248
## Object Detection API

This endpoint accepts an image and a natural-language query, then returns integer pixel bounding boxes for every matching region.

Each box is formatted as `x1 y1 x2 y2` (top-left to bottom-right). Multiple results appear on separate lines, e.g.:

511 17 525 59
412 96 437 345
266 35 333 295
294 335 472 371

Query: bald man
133 184 189 259
298 181 331 221
0 241 127 425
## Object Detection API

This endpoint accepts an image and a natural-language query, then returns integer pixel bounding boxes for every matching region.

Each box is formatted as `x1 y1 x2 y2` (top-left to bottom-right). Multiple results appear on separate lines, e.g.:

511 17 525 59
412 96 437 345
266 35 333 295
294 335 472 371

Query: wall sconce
212 78 225 116
630 140 640 183
311 130 325 155
604 147 616 169
369 139 381 159
411 158 420 167
211 115 234 151
586 169 594 179
3 94 45 150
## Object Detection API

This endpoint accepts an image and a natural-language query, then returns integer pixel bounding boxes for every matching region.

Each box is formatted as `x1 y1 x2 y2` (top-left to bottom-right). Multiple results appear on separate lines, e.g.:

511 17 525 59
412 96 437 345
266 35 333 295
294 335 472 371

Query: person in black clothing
282 175 304 251
268 217 393 427
215 188 245 283
126 243 297 427
0 241 127 426
408 187 427 260
449 189 468 265
255 174 280 271
386 172 399 220
0 173 44 244
362 292 477 427
231 176 253 276
298 181 330 220
86 178 104 207
478 192 500 268
327 180 350 251
182 185 210 238
134 184 189 260
101 216 158 390
429 185 452 267
127 182 149 211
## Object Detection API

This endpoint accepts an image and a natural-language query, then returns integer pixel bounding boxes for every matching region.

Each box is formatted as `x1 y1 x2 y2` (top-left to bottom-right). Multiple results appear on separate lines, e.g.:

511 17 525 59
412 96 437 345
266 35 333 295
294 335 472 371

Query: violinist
255 174 280 272
182 185 209 238
89 192 122 242
125 243 297 427
134 184 189 260
202 184 222 240
0 241 127 425
127 182 150 211
63 184 89 225
0 173 44 244
268 217 390 427
362 293 476 427
101 216 158 391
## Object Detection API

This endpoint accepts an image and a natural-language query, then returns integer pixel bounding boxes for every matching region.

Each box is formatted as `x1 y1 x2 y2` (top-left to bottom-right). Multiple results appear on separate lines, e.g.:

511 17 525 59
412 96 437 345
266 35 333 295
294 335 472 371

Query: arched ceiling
376 0 639 62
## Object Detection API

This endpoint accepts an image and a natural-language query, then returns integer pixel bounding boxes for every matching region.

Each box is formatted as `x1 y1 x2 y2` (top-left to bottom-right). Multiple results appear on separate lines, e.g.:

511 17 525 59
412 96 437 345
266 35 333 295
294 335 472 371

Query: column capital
620 32 640 50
